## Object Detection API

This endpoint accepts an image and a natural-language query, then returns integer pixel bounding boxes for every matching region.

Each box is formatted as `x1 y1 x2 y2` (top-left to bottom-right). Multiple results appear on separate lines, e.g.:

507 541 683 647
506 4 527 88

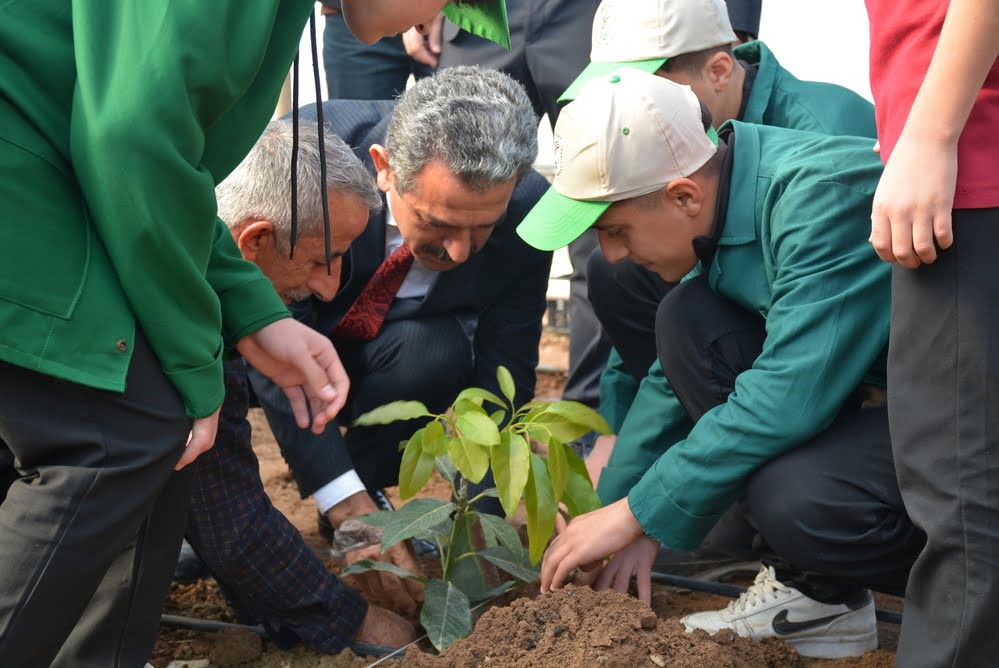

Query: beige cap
518 68 718 251
560 0 738 102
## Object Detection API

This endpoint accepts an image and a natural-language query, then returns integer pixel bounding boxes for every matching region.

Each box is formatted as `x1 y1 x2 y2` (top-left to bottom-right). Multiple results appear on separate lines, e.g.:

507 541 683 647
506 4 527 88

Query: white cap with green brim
559 0 738 103
518 68 718 252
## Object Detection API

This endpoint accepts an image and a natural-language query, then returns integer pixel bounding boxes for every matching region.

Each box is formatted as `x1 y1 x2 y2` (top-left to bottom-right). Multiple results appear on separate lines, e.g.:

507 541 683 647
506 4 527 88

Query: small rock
640 612 658 630
649 654 666 667
208 628 263 666
165 661 209 668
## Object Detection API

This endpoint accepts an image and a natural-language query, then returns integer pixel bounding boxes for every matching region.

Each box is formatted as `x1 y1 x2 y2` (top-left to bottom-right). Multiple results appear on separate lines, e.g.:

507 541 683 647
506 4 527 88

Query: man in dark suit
404 0 608 416
250 66 552 612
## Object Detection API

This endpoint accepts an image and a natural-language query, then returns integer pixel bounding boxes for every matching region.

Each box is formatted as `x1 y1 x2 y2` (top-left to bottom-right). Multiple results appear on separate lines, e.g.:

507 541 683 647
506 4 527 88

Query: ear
704 51 735 92
665 178 704 218
369 144 394 193
233 220 276 262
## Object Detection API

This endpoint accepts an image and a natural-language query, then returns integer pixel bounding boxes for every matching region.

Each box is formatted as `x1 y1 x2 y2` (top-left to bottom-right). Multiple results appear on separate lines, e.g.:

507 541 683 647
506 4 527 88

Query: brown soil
403 584 800 668
151 342 901 668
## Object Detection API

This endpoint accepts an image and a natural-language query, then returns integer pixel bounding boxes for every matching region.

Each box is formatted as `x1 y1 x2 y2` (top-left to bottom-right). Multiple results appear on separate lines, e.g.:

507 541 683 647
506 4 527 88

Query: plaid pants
185 360 367 652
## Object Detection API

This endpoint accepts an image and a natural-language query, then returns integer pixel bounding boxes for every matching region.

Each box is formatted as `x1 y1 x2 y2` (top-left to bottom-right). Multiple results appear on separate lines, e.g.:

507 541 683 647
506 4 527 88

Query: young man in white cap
522 70 924 658
561 0 879 502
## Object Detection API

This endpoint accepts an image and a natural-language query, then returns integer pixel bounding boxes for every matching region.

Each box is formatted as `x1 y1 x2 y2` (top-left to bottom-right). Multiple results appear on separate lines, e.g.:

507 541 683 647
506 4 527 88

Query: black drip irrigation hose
649 570 903 625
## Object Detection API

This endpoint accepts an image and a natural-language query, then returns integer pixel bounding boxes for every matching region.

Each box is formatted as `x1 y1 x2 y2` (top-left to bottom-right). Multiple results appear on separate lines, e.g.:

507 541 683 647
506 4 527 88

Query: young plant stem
442 477 470 581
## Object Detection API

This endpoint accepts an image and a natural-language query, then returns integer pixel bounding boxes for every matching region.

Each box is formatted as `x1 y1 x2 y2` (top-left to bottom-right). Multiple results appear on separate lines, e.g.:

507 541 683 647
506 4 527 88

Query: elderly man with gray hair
181 119 419 652
249 66 552 612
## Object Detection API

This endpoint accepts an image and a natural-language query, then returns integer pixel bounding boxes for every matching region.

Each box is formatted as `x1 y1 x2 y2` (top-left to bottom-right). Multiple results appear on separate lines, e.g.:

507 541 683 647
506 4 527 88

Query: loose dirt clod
403 584 800 667
208 628 262 666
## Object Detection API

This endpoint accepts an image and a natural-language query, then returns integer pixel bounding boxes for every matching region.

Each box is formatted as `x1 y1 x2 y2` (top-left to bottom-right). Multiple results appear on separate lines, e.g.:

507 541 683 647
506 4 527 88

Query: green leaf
497 366 516 404
546 438 569 502
435 456 458 488
479 547 540 582
353 509 395 528
444 512 495 602
477 580 517 600
457 411 501 447
399 429 435 500
526 414 593 443
544 401 612 435
489 410 507 426
353 400 429 427
421 579 473 651
341 558 428 584
422 420 448 457
454 398 487 418
380 498 456 551
562 446 602 516
447 437 489 483
491 432 530 517
456 387 507 409
478 513 524 560
524 454 557 565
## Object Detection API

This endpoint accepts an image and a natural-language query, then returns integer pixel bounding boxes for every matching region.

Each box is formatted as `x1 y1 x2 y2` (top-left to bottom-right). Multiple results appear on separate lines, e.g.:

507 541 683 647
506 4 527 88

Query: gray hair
385 66 539 195
217 119 381 250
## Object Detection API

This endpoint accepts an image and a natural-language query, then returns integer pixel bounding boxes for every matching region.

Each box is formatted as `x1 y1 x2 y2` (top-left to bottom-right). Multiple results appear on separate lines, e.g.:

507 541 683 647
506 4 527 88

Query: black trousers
588 246 674 382
322 11 431 101
656 277 924 600
889 208 999 668
251 316 475 498
0 330 192 668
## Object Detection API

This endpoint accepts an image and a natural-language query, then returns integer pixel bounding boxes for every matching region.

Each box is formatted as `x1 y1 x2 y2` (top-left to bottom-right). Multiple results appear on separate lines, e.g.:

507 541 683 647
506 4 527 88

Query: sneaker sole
786 630 879 659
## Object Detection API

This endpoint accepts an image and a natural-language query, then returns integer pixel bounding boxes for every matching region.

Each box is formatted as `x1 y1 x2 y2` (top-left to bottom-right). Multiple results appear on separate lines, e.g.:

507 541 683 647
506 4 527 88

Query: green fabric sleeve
597 358 693 506
628 184 891 550
599 348 640 434
68 2 291 418
205 219 291 348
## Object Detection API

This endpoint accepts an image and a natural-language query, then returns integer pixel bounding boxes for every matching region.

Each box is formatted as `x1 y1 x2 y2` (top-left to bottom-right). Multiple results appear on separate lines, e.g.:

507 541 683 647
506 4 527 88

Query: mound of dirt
404 584 800 668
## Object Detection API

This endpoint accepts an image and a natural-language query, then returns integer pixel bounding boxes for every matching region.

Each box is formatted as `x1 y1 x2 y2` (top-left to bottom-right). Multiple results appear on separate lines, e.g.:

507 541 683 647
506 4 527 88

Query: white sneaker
680 565 878 659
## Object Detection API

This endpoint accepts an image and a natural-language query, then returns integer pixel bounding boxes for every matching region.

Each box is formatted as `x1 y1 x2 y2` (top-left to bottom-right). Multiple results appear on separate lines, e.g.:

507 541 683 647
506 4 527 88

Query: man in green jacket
0 1 488 666
519 71 924 658
557 0 879 485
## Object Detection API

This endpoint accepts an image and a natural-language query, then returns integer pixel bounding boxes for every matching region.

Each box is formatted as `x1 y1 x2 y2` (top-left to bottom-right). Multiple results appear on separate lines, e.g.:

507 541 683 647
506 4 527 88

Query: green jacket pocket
0 136 89 319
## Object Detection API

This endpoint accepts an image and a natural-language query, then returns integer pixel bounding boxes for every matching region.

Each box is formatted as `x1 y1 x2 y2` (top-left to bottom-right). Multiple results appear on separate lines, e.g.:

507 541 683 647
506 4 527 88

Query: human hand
585 434 617 488
403 14 444 67
594 534 660 605
541 497 645 595
869 134 957 268
354 604 418 648
236 318 348 434
175 408 221 470
345 542 426 617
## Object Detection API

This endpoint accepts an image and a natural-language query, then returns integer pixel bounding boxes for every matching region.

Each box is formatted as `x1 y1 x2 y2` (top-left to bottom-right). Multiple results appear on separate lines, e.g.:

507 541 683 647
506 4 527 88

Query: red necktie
333 243 415 340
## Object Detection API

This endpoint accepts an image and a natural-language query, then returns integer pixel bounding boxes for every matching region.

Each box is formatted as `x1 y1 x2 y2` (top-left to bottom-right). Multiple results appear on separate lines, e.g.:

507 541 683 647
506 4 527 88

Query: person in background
865 0 999 665
726 0 761 44
521 70 923 659
320 1 432 101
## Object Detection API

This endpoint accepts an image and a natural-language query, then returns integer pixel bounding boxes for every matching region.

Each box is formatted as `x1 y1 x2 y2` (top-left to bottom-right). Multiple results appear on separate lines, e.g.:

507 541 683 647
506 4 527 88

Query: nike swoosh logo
771 609 848 635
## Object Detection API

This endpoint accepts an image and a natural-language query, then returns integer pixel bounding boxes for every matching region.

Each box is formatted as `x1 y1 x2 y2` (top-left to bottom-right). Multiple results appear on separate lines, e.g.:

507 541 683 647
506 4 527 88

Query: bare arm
870 0 999 267
341 0 448 44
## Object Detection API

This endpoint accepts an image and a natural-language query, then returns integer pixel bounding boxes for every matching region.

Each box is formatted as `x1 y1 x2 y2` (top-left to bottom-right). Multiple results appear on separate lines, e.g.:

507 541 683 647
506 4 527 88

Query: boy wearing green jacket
557 0 879 484
0 1 502 665
519 71 924 659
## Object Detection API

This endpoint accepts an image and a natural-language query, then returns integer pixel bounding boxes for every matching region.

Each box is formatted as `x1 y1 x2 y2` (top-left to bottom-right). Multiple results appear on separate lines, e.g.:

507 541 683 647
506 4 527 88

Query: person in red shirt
865 1 999 665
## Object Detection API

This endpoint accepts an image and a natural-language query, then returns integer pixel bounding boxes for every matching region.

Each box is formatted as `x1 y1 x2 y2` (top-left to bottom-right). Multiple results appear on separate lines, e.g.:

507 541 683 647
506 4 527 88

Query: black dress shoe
174 539 210 583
